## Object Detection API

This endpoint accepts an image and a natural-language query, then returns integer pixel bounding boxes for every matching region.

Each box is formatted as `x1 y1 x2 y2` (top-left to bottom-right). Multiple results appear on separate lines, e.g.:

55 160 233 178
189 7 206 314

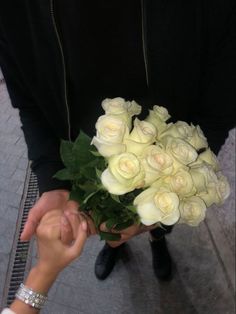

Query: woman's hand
20 189 97 243
36 209 88 276
10 209 88 314
20 189 71 241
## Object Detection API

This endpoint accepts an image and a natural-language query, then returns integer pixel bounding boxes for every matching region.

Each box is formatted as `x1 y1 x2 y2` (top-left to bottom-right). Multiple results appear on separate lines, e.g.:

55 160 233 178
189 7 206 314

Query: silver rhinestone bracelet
15 283 48 310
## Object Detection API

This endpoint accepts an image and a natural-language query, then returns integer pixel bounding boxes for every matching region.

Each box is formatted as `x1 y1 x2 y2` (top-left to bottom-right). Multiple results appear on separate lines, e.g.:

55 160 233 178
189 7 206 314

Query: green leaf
69 189 84 204
105 218 118 230
99 231 121 241
60 140 77 170
53 168 74 181
85 158 101 168
96 168 103 179
80 166 96 180
73 131 94 166
114 219 134 231
90 209 103 228
110 194 120 203
78 182 98 193
90 150 102 157
74 130 92 147
102 197 122 211
134 216 141 225
83 190 100 204
97 157 107 170
126 205 137 213
87 192 102 209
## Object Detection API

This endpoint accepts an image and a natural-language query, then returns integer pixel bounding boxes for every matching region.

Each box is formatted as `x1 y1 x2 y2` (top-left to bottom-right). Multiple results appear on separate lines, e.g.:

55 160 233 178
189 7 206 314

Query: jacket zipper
141 0 149 87
50 0 71 141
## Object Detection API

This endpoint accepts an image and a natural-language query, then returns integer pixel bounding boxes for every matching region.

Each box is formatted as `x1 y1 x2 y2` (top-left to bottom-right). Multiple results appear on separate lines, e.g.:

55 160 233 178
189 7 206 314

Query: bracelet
15 283 48 309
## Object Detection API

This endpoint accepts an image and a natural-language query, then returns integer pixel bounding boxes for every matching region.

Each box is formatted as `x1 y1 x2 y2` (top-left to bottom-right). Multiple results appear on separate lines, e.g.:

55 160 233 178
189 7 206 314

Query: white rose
145 105 170 136
160 121 193 141
101 97 141 129
197 181 222 207
196 148 220 171
101 153 145 195
189 163 218 193
152 105 171 121
125 119 157 156
134 187 180 226
192 169 229 207
102 97 128 114
126 100 142 116
164 137 198 165
179 196 206 226
216 173 230 203
163 168 196 198
91 115 128 157
188 124 208 150
141 145 174 186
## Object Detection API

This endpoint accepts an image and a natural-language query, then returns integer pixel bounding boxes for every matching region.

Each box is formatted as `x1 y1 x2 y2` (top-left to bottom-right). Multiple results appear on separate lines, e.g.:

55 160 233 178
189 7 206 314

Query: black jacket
0 0 235 195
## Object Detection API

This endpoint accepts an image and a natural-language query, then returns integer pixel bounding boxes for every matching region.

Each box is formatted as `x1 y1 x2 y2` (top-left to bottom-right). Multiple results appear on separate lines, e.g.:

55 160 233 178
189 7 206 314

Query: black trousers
150 224 173 239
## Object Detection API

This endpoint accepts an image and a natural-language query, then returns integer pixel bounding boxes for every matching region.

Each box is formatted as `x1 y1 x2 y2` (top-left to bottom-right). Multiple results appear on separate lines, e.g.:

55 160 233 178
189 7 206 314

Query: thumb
20 205 43 241
68 221 88 258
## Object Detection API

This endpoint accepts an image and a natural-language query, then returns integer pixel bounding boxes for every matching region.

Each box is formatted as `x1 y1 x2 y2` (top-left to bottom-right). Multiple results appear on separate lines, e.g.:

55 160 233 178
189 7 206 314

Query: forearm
0 40 71 195
18 107 72 195
10 265 58 314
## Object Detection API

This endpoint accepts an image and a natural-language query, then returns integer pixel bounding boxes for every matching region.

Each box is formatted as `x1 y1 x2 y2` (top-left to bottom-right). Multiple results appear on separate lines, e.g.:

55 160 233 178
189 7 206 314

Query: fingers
64 200 79 213
64 211 82 238
107 239 126 248
60 215 74 245
87 218 97 236
139 224 157 234
80 212 97 236
100 223 147 247
68 220 88 258
20 206 43 241
21 208 62 241
21 190 71 242
99 222 126 247
99 222 121 234
87 211 97 235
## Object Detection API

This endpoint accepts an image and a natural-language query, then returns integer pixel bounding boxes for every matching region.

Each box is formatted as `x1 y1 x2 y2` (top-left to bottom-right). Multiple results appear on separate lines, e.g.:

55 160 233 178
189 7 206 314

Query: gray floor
0 72 28 307
0 69 235 314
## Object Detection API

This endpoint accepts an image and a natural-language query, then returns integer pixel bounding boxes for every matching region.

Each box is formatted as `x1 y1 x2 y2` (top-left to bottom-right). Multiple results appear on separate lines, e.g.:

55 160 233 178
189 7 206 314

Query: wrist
35 262 60 280
25 264 58 294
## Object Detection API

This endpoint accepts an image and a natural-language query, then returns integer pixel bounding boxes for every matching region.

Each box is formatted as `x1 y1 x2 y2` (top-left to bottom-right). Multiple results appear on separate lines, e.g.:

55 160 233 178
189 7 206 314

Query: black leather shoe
95 243 124 280
150 236 172 281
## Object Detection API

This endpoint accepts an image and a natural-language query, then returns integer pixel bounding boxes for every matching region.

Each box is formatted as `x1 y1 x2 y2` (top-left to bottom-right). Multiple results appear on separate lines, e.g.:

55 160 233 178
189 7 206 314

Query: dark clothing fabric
55 0 149 139
0 0 235 195
150 224 174 240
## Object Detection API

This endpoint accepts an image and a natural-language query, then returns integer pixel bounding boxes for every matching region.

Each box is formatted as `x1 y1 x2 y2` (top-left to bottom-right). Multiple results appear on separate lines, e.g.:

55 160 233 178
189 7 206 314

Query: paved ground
0 69 235 313
0 72 28 306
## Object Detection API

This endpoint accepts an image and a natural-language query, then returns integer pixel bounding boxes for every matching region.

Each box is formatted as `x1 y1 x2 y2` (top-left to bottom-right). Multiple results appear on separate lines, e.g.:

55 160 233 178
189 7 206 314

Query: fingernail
81 221 87 231
62 217 68 226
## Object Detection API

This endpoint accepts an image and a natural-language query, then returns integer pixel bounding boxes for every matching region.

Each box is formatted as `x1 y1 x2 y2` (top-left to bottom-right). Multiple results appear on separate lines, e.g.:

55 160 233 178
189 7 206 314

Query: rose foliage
54 97 230 240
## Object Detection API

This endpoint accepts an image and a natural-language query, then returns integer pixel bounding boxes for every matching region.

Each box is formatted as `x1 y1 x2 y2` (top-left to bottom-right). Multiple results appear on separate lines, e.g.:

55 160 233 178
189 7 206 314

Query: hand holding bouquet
54 98 230 240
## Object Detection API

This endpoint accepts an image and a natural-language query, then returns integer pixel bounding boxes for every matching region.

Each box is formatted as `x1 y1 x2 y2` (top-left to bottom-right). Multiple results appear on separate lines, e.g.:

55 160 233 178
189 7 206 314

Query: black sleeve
196 0 236 154
0 33 71 195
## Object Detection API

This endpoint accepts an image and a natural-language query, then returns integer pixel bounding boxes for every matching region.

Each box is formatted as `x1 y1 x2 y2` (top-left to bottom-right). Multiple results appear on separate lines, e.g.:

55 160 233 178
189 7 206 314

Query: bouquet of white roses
54 97 230 240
